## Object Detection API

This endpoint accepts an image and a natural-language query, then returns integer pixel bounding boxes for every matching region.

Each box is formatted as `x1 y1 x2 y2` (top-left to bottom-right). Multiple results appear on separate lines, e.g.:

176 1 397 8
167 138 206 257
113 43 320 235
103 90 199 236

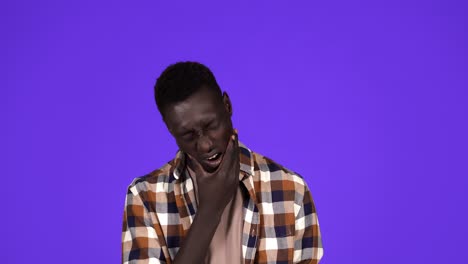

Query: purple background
3 1 467 263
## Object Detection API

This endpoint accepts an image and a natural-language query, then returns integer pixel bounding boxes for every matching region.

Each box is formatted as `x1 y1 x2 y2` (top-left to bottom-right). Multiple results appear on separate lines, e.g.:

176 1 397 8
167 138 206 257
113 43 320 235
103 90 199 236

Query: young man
122 62 323 263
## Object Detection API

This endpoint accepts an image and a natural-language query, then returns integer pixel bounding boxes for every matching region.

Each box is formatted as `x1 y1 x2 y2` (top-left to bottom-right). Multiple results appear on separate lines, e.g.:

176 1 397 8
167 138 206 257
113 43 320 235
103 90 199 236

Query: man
122 62 323 263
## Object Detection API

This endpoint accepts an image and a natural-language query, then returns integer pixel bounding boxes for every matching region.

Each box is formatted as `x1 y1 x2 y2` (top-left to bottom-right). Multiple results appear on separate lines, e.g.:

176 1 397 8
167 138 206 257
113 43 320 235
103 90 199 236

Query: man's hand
189 130 240 218
173 130 240 264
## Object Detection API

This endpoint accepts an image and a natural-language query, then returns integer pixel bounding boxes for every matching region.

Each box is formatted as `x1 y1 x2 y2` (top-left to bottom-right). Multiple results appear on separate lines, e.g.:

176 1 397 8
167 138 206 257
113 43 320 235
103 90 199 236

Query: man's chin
202 165 219 173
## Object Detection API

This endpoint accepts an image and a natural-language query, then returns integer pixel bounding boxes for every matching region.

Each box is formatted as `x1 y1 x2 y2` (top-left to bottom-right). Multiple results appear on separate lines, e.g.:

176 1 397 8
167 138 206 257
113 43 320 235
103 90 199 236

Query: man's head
154 62 234 172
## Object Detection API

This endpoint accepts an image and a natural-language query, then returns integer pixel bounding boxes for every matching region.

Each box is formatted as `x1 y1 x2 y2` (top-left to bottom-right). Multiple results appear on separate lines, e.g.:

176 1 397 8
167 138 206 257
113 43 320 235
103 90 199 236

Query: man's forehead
164 87 225 128
167 102 222 132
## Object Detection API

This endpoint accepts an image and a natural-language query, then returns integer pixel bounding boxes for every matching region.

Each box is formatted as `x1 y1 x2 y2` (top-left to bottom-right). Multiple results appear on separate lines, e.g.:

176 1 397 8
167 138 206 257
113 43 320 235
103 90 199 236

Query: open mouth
206 152 221 161
202 152 223 170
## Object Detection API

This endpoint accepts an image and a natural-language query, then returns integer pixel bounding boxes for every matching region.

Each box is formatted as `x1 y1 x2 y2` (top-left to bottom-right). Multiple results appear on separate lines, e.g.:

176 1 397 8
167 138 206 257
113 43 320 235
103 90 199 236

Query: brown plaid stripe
122 143 323 263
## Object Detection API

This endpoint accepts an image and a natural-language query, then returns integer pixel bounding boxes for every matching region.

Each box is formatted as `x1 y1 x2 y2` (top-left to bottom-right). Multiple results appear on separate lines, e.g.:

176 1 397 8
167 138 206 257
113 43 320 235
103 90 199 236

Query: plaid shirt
122 143 323 263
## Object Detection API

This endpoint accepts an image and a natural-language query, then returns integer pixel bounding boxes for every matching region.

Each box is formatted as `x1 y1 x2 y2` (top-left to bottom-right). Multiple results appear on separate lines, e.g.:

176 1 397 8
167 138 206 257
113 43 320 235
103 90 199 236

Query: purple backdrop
3 0 467 263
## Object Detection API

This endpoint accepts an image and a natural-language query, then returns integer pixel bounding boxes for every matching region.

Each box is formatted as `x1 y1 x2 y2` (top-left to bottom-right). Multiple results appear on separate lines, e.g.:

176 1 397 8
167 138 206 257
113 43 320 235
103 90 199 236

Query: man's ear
222 92 233 116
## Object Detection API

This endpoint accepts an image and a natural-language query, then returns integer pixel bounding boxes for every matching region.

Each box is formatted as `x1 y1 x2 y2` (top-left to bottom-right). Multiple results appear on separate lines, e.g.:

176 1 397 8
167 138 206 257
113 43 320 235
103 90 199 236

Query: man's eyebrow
204 118 215 125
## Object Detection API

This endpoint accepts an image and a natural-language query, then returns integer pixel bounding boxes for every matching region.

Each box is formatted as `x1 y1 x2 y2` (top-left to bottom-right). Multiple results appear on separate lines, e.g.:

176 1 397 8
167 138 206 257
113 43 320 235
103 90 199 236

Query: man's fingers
232 129 239 154
232 128 238 139
224 129 237 156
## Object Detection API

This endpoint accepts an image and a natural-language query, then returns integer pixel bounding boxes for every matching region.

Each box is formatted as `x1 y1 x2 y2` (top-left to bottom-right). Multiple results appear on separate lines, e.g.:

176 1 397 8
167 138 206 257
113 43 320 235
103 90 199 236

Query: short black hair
154 61 222 116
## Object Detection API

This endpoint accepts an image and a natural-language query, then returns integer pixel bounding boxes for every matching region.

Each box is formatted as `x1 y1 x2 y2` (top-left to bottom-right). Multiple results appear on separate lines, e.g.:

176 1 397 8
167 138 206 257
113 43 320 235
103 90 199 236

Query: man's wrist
197 205 223 223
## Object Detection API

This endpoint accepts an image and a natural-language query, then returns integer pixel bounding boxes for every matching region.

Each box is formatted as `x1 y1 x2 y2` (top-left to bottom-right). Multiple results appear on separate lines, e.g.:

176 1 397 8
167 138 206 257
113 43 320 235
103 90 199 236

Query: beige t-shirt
187 166 245 264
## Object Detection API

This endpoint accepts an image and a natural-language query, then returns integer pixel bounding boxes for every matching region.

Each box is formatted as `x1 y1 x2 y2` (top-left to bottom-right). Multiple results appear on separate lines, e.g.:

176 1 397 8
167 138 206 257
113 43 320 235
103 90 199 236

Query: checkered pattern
122 143 323 263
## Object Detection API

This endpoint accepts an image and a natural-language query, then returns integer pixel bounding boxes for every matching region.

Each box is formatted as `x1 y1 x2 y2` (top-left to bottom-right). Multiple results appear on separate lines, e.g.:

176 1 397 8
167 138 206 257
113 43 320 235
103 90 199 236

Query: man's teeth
207 153 219 160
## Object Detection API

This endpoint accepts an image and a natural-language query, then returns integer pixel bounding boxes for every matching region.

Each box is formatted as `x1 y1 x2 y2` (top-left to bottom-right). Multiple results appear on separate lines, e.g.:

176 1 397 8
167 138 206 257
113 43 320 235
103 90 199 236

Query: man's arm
122 183 226 264
171 206 224 263
174 132 240 263
122 185 166 263
123 132 240 263
293 183 324 264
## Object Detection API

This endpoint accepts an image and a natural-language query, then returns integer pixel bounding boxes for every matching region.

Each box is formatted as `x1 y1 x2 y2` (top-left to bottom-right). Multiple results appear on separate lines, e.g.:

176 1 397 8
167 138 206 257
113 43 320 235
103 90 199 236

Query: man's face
163 86 234 173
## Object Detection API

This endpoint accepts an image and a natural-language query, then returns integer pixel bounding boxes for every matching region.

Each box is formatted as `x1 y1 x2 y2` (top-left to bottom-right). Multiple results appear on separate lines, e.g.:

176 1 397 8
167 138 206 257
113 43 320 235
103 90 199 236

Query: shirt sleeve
293 183 324 263
122 184 166 264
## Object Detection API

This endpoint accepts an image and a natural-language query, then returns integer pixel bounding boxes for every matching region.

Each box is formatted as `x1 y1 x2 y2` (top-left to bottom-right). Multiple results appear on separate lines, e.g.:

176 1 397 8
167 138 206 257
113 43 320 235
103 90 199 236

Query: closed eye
206 120 219 130
181 131 194 140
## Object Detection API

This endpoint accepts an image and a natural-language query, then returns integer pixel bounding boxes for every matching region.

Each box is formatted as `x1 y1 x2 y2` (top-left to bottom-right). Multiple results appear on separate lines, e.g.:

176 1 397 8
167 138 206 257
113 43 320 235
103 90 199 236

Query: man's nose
197 134 213 153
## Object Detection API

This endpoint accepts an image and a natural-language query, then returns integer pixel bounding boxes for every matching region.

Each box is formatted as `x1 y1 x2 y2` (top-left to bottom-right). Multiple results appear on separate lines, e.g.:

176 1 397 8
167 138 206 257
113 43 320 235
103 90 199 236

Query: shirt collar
171 141 255 180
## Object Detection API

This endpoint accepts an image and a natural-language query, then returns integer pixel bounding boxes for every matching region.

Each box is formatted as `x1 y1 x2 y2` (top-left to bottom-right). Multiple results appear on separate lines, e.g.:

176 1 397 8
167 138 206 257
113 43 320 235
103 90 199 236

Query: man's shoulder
246 148 312 209
247 148 309 189
126 158 177 196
